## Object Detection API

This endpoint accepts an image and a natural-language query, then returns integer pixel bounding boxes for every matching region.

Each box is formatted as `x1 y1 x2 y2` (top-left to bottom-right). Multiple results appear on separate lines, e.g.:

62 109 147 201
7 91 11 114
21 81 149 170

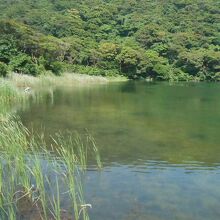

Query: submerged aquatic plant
0 119 101 220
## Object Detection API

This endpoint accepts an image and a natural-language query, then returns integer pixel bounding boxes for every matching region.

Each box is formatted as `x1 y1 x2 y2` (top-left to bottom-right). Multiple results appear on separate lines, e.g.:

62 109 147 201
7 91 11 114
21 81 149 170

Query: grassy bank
8 72 128 90
0 75 102 220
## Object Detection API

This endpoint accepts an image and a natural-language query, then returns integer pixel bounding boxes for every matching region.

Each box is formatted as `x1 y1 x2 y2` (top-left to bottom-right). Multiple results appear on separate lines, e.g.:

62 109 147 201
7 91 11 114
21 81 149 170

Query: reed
0 118 101 220
9 72 109 89
0 80 26 121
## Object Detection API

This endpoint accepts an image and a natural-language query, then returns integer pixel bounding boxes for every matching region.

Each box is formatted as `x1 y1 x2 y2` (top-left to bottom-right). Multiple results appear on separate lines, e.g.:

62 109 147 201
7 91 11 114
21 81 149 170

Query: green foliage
0 0 219 80
213 72 220 81
176 49 220 79
47 61 64 76
153 64 172 80
0 62 8 77
9 54 41 76
135 24 168 49
116 46 139 77
73 65 119 77
0 37 18 64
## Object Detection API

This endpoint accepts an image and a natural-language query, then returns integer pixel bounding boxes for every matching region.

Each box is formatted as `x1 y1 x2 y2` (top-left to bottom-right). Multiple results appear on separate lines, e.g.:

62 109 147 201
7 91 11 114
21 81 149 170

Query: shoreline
6 72 129 90
0 72 128 120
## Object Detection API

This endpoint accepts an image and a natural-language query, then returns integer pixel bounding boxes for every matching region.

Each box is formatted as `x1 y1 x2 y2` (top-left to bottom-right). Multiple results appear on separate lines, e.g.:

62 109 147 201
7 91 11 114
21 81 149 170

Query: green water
19 81 220 220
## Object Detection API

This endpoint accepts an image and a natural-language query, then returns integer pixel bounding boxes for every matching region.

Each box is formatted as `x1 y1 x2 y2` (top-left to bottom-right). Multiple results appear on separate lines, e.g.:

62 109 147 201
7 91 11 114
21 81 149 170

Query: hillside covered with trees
0 0 219 81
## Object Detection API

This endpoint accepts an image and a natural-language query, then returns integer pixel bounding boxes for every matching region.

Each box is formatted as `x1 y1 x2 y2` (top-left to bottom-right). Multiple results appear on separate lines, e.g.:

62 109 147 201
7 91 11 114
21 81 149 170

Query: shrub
47 61 65 75
72 65 119 76
172 68 193 81
0 62 9 77
153 64 172 80
212 72 220 81
9 54 41 76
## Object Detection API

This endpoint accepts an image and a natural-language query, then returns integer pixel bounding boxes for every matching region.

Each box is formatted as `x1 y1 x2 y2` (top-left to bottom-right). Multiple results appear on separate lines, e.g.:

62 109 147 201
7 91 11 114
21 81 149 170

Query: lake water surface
18 81 220 220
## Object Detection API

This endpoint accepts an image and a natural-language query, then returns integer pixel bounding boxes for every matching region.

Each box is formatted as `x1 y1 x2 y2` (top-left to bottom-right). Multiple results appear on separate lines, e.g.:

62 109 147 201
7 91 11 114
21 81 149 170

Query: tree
0 0 218 80
116 46 140 77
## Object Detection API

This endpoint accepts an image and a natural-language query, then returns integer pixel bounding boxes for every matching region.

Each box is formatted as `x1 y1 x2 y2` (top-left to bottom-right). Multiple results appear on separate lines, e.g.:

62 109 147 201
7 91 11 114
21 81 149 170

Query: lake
18 81 220 220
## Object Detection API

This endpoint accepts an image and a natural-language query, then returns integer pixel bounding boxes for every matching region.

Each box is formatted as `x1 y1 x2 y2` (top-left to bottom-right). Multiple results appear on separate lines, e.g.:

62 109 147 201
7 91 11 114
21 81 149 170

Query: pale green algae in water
18 81 220 220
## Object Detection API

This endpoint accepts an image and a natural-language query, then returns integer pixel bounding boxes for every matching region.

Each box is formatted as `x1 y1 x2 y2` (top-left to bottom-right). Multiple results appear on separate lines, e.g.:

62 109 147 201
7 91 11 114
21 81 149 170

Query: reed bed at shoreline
9 73 110 89
0 118 101 220
8 72 128 89
0 80 25 104
0 80 26 121
0 72 127 118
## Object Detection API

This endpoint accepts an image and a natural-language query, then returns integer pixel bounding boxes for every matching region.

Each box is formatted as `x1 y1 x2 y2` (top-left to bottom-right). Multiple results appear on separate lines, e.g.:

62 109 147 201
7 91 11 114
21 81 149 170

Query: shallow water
19 81 220 220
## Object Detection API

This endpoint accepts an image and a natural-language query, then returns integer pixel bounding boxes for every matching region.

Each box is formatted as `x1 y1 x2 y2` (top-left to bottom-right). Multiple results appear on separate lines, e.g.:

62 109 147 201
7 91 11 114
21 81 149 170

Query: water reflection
18 81 220 220
86 164 220 220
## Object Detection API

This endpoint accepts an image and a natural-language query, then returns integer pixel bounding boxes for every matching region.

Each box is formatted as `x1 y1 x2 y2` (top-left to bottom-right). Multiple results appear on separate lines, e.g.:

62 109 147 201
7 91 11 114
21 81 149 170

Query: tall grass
0 118 101 220
0 80 26 120
0 78 55 122
10 72 109 89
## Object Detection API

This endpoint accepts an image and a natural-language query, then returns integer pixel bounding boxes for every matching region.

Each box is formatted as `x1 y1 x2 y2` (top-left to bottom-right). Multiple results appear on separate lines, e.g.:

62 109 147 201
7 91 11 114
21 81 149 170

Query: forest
0 0 219 81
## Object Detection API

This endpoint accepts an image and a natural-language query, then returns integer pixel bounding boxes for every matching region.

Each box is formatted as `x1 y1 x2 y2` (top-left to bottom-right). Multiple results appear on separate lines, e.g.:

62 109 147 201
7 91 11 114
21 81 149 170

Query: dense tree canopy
0 0 219 80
